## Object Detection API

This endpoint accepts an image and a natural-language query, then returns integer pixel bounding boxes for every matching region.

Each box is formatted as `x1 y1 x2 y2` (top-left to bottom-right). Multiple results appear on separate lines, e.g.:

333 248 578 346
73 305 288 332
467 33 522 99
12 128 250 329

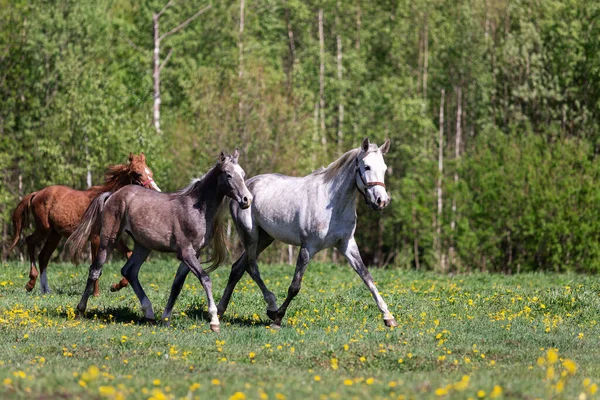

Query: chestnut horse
8 152 160 295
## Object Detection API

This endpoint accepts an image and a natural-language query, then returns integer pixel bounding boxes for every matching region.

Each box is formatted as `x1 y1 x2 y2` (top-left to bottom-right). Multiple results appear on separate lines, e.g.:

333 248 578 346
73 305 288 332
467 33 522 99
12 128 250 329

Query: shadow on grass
183 305 272 328
50 305 153 325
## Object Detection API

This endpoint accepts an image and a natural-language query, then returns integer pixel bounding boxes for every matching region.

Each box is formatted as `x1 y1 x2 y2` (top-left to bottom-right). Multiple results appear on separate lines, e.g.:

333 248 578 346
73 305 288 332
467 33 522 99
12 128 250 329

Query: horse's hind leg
271 246 313 328
217 252 248 317
338 237 397 327
110 239 132 292
162 262 190 324
245 230 277 318
121 245 153 321
77 241 115 316
25 228 49 292
38 230 61 295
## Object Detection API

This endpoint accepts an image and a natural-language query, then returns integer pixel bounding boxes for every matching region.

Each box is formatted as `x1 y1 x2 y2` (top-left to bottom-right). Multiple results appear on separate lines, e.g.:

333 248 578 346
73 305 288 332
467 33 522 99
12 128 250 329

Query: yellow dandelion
314 375 321 382
3 378 12 386
547 349 559 364
189 383 201 392
275 393 286 400
229 392 247 400
556 380 565 394
153 379 161 386
212 379 221 385
563 359 577 375
434 387 448 396
343 379 353 386
490 385 503 398
589 383 597 394
477 390 486 398
249 352 256 358
99 386 116 396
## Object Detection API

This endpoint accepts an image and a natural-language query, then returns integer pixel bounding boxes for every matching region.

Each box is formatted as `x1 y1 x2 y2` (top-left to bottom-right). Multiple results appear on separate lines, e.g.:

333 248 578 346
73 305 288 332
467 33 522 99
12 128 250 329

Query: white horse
217 137 398 328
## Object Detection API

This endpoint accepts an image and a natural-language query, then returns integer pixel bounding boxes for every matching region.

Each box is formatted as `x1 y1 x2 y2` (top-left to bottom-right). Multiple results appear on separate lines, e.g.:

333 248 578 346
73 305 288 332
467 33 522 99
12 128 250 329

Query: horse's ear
219 151 226 163
128 152 134 162
361 137 370 152
379 139 391 154
232 148 239 162
140 152 146 162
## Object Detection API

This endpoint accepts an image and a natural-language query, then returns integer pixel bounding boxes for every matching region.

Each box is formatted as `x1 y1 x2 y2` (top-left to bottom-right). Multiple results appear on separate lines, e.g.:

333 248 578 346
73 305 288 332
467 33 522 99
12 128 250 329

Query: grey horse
167 138 397 328
66 150 252 332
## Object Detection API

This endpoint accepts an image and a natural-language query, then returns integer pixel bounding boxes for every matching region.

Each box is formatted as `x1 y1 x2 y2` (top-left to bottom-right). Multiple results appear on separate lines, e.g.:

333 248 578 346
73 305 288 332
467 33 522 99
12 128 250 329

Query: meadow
1 260 599 399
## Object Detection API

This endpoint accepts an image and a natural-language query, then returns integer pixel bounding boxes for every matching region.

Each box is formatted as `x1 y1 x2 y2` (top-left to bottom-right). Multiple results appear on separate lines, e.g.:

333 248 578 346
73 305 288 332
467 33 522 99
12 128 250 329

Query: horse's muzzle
240 196 252 209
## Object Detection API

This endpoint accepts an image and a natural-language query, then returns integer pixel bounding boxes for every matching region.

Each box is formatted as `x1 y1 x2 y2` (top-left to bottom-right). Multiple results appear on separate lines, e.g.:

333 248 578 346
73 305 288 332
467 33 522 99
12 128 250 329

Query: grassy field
1 260 600 399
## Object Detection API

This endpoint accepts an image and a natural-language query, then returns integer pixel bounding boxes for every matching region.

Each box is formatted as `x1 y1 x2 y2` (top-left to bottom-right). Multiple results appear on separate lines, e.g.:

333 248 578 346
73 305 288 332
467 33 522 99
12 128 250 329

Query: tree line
1 0 599 272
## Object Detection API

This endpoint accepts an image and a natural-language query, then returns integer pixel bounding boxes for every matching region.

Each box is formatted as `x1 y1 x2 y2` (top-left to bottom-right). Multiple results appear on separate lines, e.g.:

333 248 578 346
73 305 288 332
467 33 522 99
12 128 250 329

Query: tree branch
159 4 212 41
156 0 175 19
124 38 149 56
159 48 174 72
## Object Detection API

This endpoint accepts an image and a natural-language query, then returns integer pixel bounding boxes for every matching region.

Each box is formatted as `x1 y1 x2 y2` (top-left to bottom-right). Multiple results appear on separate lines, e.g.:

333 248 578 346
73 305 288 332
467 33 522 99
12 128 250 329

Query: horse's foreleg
216 253 247 317
110 239 132 292
121 246 153 321
338 237 397 327
271 246 312 328
162 262 190 324
38 231 61 295
183 248 219 332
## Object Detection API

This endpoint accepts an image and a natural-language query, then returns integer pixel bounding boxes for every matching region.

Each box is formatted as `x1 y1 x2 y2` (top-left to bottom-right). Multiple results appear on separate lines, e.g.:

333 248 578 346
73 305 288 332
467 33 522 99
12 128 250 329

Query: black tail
65 192 111 264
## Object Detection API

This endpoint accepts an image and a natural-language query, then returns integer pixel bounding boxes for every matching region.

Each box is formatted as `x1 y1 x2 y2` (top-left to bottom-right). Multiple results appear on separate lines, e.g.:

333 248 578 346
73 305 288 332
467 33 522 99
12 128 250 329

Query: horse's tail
204 201 230 274
66 192 111 264
8 192 37 252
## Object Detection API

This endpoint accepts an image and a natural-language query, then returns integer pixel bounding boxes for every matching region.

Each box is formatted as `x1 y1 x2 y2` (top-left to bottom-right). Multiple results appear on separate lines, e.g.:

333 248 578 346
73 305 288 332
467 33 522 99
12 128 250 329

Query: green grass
1 260 600 399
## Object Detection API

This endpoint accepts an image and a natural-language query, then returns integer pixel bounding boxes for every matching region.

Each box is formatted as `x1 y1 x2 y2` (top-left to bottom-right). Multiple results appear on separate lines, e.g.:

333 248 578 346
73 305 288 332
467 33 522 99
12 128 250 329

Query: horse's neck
323 163 358 209
190 168 225 213
89 175 130 194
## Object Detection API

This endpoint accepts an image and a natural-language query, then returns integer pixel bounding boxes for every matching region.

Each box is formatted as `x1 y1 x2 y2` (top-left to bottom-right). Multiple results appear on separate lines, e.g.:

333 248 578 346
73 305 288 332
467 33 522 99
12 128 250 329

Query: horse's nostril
243 196 248 203
376 197 382 205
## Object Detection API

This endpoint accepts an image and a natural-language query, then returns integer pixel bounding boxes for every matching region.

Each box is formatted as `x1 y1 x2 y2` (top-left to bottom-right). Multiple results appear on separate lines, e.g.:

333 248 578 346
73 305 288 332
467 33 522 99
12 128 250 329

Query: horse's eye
227 174 233 179
364 166 371 171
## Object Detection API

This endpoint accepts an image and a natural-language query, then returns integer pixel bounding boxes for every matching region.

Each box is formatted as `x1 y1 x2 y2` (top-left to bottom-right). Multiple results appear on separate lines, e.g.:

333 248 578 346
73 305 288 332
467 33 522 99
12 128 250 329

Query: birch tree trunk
449 87 462 268
238 0 246 143
318 8 326 149
152 2 211 136
336 1 344 154
436 89 445 271
284 5 296 97
422 18 428 99
153 12 162 134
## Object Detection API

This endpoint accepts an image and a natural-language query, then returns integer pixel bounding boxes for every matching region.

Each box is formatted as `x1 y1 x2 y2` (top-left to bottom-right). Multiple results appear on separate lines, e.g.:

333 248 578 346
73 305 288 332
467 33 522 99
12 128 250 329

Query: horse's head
355 137 391 211
217 149 252 209
128 152 161 192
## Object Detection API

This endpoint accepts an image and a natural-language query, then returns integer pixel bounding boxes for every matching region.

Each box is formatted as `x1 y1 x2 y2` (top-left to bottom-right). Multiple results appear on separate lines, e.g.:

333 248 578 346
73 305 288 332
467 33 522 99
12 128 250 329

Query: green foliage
1 0 599 272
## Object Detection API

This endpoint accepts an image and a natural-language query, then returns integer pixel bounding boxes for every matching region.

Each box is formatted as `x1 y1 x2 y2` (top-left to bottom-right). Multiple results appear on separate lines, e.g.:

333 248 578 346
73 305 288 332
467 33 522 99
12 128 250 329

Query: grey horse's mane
312 144 379 183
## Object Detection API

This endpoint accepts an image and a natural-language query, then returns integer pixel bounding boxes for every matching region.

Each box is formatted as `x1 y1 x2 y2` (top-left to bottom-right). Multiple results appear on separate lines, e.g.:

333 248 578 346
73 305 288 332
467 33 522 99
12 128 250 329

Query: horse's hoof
384 318 398 327
269 323 282 330
266 309 279 321
93 292 100 298
25 283 34 292
210 324 220 333
146 318 157 325
110 285 118 292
